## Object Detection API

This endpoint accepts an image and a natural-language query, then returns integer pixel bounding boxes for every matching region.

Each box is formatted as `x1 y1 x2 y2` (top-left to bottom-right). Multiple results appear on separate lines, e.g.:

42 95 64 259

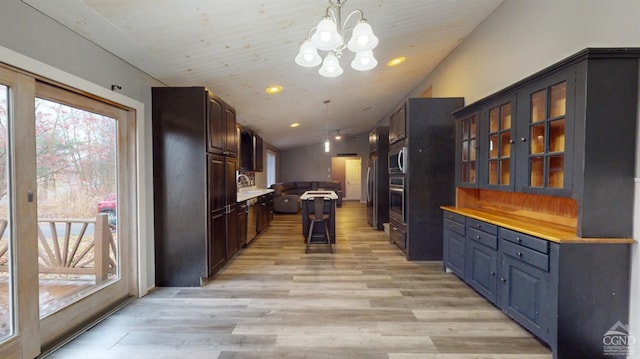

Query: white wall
404 0 640 346
280 132 369 199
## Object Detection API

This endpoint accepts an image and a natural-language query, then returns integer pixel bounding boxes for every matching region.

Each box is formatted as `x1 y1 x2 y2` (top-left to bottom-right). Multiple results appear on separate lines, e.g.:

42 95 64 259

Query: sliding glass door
0 64 138 357
0 77 15 346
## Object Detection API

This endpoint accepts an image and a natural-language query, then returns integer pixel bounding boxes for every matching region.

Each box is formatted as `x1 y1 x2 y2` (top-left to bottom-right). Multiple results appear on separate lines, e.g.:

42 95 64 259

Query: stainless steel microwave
389 146 407 174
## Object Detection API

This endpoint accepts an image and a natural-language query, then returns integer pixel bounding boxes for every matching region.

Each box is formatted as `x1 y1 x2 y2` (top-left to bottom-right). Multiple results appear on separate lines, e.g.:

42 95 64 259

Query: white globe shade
351 50 378 71
310 17 344 51
295 40 322 67
319 52 344 77
347 21 379 52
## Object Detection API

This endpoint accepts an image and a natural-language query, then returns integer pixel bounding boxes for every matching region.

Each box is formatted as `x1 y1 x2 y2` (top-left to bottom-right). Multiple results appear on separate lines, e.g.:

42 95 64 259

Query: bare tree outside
35 98 116 218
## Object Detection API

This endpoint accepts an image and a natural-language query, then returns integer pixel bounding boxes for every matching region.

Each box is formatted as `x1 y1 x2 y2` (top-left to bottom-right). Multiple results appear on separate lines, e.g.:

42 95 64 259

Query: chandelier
295 0 379 78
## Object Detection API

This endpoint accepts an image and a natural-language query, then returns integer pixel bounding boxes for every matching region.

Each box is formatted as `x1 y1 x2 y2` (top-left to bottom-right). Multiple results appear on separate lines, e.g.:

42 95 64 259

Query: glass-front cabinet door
483 97 515 190
457 113 478 187
518 70 574 195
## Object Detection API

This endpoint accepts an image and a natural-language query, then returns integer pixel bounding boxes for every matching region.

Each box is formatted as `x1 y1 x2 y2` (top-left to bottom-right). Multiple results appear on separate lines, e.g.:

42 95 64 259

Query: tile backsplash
237 171 255 188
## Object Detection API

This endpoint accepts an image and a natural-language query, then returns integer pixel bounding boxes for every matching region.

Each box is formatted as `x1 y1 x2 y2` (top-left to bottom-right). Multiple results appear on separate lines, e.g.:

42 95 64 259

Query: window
266 149 276 187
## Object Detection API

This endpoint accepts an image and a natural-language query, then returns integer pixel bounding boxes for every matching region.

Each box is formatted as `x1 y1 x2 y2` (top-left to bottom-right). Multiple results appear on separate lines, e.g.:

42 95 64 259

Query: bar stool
305 196 333 253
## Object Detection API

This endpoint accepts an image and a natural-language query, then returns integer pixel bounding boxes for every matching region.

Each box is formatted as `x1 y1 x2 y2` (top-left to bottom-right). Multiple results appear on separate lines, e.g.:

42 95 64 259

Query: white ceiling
23 0 502 150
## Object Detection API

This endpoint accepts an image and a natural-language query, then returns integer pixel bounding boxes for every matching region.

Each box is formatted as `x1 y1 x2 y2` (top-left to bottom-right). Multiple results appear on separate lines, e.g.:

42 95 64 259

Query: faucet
237 174 251 186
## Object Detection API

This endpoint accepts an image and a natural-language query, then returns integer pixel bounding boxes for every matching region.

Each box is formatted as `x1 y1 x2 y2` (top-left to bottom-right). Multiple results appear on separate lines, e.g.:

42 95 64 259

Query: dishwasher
246 198 257 244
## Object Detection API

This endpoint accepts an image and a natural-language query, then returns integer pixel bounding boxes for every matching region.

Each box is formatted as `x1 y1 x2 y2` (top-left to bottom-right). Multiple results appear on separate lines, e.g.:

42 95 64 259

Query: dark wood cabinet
256 192 273 234
226 203 239 260
390 98 464 260
253 134 264 172
388 103 406 144
237 202 248 249
239 126 253 171
208 95 237 157
239 127 264 172
152 87 237 286
389 218 406 251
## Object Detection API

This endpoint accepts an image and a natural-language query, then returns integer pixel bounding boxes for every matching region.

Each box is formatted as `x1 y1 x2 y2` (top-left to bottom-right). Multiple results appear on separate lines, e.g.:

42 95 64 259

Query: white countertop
300 190 338 200
237 188 274 202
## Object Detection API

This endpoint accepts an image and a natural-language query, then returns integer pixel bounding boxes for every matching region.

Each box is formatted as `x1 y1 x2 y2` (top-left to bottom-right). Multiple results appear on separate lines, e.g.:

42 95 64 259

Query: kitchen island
300 191 338 244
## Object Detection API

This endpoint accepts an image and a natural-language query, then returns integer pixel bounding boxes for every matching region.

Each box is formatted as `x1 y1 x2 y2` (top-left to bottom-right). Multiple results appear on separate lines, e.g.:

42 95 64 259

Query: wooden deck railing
0 214 116 283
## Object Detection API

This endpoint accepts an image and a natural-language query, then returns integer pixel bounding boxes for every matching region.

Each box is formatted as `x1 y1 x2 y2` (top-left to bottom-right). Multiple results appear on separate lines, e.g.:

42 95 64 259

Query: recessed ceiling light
265 85 283 94
387 56 406 67
290 122 300 128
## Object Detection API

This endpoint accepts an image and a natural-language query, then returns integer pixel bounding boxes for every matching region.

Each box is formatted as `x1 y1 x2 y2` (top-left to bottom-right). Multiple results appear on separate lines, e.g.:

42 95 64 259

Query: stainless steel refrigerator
367 127 389 230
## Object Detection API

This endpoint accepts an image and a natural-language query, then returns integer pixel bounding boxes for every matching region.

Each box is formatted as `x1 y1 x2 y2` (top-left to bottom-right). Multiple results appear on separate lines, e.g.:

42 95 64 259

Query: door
444 229 465 278
345 158 361 200
500 253 549 341
34 82 134 347
0 64 137 358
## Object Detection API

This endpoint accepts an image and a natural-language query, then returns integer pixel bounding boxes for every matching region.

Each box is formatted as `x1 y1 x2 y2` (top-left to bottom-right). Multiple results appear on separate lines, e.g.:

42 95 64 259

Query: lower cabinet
389 219 406 251
208 208 227 276
256 193 274 234
443 212 466 278
442 209 631 359
500 248 549 341
238 202 248 247
466 239 498 304
443 228 465 278
226 203 240 260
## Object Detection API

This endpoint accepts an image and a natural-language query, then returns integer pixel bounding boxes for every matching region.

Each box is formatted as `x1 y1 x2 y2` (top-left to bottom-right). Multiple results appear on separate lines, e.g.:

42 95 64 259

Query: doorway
331 156 362 201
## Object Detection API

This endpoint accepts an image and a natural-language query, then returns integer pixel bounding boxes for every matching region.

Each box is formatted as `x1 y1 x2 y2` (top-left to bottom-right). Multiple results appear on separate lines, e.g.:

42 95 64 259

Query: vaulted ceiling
24 0 502 149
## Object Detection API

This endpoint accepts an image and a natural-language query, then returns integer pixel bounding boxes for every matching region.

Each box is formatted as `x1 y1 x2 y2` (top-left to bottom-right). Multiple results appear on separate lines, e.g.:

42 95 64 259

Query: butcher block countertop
441 206 635 244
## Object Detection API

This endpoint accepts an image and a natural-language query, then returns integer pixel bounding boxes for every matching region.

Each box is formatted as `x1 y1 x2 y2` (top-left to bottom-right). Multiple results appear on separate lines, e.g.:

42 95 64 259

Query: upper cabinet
515 70 574 195
456 111 479 187
454 48 640 237
388 103 406 144
456 69 574 196
484 95 515 191
207 94 237 157
239 126 264 172
253 133 264 172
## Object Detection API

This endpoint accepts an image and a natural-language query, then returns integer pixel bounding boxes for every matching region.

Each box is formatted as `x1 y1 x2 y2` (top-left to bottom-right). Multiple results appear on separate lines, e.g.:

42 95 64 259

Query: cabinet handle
515 237 521 242
501 277 506 283
520 137 527 142
476 223 481 228
491 271 496 276
447 215 453 219
509 139 515 144
516 251 523 257
476 235 481 239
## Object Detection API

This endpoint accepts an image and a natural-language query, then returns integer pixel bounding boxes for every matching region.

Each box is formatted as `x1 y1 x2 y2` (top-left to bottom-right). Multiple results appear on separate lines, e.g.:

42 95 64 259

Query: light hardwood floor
47 202 552 358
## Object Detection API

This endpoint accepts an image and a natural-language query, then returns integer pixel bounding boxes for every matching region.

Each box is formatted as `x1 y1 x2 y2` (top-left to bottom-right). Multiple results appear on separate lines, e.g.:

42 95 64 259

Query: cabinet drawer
444 219 465 236
390 221 406 251
468 228 498 249
443 211 466 225
500 228 549 254
467 218 498 235
500 239 549 271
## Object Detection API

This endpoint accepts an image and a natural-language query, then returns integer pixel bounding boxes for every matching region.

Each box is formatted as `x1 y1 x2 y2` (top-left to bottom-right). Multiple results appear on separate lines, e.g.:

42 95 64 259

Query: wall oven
389 176 405 223
389 145 407 174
